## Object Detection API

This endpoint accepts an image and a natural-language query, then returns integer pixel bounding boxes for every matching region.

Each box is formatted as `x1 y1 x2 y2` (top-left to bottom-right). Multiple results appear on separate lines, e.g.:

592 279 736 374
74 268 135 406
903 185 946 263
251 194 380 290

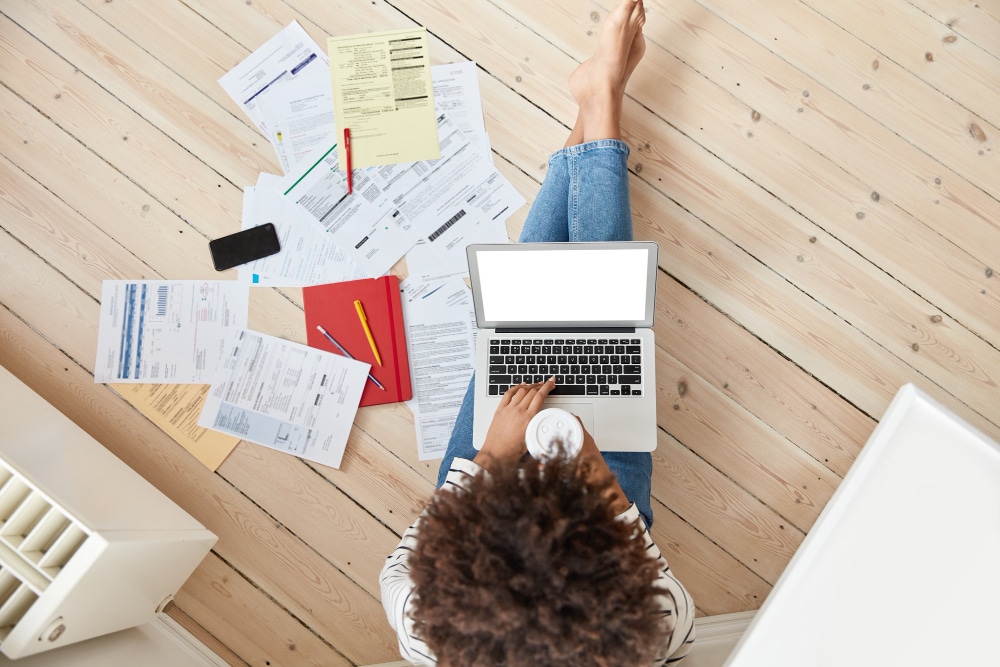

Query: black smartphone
209 223 281 271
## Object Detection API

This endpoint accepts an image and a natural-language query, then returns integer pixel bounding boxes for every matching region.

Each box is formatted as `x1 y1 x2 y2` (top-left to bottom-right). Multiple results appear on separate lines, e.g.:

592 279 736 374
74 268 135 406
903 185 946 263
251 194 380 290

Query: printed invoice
94 280 248 384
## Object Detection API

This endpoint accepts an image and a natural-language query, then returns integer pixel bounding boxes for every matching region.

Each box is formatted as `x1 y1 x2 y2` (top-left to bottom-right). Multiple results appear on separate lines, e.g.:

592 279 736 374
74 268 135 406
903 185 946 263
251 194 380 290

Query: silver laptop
467 241 659 452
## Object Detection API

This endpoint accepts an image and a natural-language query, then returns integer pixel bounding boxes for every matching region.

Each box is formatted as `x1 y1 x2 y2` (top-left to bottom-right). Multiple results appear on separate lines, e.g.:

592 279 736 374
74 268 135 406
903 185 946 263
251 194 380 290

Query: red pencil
344 127 353 194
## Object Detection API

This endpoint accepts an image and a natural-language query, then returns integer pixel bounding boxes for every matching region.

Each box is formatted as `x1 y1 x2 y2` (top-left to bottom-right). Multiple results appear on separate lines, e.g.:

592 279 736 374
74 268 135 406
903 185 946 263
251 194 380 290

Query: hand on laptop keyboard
474 377 557 472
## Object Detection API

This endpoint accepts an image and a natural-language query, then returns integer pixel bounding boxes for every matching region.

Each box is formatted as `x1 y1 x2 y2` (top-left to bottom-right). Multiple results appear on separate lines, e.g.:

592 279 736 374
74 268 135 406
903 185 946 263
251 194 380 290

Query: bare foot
621 28 646 90
568 0 646 104
562 0 646 146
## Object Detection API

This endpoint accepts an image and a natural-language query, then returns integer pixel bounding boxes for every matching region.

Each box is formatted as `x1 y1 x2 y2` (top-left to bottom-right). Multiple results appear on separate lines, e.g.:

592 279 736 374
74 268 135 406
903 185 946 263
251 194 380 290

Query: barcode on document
156 285 168 316
429 209 466 242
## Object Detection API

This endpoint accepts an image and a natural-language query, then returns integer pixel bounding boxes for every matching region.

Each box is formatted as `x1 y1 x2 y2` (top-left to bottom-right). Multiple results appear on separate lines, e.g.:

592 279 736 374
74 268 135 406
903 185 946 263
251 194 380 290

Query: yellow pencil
354 299 382 366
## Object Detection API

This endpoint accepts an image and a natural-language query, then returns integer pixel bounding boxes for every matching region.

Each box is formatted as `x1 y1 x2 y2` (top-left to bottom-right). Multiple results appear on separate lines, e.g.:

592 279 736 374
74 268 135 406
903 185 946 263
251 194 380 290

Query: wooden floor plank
694 0 999 202
654 273 876 478
2 0 274 186
622 100 1000 428
631 176 1000 443
805 0 1000 128
908 0 1000 59
0 87 218 279
0 13 244 238
77 0 266 128
214 436 408 600
651 430 807 584
628 62 1000 351
655 347 840 533
654 0 1000 292
0 155 151 285
650 502 772 615
171 553 352 667
266 422 435 537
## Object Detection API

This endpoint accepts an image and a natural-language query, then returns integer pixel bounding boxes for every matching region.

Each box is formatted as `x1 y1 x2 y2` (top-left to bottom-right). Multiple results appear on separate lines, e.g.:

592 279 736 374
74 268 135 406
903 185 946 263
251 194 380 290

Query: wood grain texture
654 273 875 478
170 554 351 667
907 0 1000 60
804 0 1000 129
1 0 997 662
651 430 806 584
694 0 999 202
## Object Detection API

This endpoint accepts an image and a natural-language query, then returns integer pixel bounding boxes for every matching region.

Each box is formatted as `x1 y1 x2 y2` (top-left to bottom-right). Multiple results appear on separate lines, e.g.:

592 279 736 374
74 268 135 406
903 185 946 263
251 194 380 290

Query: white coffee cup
525 408 583 461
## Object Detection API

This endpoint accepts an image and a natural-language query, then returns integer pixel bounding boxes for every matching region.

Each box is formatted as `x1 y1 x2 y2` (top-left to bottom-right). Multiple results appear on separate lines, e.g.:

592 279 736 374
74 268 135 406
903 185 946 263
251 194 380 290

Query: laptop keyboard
487 337 643 397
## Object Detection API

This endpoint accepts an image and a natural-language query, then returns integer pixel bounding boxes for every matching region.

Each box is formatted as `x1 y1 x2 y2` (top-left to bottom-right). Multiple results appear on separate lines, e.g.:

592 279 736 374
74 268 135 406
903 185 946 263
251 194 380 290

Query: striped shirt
379 457 696 665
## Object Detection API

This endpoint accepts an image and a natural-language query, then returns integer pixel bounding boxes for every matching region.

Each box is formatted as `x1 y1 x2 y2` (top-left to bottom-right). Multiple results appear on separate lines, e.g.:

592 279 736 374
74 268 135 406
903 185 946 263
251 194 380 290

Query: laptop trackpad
547 402 595 436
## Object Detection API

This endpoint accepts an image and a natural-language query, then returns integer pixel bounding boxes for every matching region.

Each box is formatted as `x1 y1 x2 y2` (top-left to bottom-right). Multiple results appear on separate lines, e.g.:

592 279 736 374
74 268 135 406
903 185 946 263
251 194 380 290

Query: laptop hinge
494 326 636 334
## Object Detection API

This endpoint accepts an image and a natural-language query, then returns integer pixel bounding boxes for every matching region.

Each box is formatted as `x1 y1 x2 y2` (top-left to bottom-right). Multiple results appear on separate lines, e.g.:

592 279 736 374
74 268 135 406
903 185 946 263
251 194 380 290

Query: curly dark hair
409 453 668 666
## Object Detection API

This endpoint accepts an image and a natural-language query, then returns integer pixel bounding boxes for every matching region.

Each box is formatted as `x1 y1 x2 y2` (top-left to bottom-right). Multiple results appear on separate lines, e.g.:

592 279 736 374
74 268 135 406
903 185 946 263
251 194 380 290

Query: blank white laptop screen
476 248 650 323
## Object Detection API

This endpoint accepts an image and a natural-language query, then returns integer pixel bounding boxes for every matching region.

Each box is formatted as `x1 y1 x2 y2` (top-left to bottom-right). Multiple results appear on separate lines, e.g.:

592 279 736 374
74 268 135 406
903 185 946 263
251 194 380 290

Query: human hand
474 377 556 472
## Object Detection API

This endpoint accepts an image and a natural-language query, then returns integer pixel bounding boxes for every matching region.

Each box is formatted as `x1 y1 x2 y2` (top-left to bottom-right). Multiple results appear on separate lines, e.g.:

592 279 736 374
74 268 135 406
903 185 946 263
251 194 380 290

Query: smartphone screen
209 223 281 271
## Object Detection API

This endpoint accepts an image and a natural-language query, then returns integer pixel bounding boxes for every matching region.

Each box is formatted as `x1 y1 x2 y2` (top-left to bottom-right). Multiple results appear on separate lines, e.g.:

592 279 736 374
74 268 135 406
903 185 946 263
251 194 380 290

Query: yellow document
112 384 240 471
328 27 440 168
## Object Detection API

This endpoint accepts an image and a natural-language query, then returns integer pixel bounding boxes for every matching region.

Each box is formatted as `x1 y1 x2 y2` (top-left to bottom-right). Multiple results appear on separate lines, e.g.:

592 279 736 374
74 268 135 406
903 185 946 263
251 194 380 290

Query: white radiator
0 366 217 659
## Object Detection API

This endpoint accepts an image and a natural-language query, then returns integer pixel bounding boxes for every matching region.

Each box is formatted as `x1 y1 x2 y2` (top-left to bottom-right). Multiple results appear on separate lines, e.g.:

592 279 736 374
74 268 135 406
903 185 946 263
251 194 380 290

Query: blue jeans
437 140 654 528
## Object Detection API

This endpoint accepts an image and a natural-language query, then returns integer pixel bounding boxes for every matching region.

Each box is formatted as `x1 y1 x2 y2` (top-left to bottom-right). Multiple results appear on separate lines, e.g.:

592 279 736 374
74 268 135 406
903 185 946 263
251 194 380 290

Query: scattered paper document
95 281 249 384
112 383 240 471
198 329 369 469
375 114 520 251
405 238 509 306
405 239 470 290
393 114 520 275
219 21 328 135
402 277 477 460
247 59 490 176
280 114 523 277
432 62 491 158
256 69 335 174
405 201 510 278
237 181 366 286
278 138 417 276
329 27 440 168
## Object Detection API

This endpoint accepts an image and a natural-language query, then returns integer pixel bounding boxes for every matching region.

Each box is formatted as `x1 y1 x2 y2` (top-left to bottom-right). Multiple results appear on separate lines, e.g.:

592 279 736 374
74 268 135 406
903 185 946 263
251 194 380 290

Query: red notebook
303 275 412 407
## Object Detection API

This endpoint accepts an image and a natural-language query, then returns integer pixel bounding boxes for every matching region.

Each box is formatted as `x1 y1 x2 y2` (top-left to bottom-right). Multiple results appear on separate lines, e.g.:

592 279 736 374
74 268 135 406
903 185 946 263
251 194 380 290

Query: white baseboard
681 611 756 667
150 615 231 667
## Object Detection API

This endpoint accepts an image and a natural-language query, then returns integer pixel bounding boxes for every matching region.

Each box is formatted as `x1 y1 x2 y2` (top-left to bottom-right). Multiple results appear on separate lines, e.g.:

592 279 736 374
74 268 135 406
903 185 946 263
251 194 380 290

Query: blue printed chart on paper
94 280 249 384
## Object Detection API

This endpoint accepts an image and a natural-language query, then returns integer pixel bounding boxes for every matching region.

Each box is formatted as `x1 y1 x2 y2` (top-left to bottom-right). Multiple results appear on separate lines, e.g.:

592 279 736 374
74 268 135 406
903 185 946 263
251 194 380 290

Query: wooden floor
1 0 998 664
